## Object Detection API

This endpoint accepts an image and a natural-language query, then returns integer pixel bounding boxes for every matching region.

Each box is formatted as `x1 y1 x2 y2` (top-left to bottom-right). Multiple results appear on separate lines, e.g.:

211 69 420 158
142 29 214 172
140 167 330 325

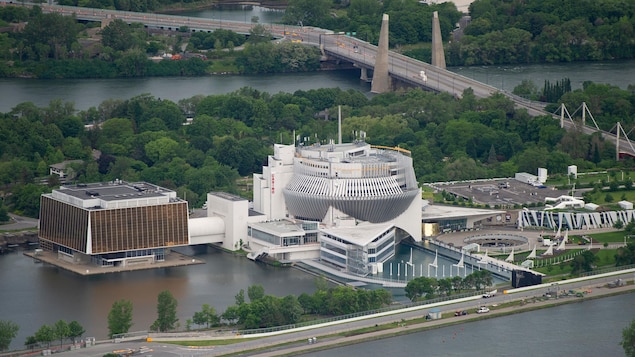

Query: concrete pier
371 14 391 93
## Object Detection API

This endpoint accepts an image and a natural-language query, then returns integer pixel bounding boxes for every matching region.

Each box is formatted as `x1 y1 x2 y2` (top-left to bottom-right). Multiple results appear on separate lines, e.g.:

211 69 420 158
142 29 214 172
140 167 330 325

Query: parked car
454 310 468 316
477 306 490 314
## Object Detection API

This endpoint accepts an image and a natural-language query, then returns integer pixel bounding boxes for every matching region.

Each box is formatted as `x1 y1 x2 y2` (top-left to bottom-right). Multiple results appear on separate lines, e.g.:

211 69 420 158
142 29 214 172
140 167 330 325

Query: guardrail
237 290 483 336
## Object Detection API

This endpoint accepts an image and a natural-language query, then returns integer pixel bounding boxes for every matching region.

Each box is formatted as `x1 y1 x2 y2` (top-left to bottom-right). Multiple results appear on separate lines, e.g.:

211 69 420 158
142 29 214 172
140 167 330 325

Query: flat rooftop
57 181 173 202
422 202 505 221
250 220 305 236
210 191 246 202
321 222 394 246
428 179 571 207
297 141 402 164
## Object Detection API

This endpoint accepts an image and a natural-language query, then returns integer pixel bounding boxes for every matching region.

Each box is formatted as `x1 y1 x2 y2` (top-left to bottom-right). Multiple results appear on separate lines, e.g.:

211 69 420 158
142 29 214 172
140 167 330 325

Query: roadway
51 271 635 357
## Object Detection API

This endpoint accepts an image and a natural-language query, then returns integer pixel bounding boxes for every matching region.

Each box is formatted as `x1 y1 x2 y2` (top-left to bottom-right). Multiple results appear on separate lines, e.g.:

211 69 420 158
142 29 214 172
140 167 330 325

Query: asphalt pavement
48 273 635 357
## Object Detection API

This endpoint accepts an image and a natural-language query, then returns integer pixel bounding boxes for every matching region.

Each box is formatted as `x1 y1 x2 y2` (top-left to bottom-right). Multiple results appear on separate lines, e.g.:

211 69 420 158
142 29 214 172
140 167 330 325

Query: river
0 246 320 351
0 70 371 113
2 7 635 351
2 59 635 113
302 292 635 357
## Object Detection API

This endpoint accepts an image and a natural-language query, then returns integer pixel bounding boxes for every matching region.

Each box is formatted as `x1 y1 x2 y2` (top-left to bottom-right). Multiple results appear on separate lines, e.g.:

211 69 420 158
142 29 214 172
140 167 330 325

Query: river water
0 246 320 350
2 60 634 113
2 7 635 351
303 292 635 357
0 70 371 113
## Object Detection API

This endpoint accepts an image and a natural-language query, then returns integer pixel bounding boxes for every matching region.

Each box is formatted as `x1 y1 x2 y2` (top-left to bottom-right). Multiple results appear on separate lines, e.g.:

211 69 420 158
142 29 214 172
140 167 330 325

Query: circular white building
283 141 420 223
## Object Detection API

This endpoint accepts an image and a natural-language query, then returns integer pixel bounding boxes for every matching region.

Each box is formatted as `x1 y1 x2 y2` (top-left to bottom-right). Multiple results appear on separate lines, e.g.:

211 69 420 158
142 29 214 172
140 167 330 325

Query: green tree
34 324 54 348
151 290 179 332
221 305 239 324
67 321 85 344
283 0 330 26
247 285 265 302
570 250 598 275
100 19 142 52
0 320 19 351
615 243 635 266
53 320 69 347
437 278 453 296
20 12 81 60
107 299 133 338
404 277 438 301
247 24 272 44
24 335 37 350
622 319 635 357
192 304 219 328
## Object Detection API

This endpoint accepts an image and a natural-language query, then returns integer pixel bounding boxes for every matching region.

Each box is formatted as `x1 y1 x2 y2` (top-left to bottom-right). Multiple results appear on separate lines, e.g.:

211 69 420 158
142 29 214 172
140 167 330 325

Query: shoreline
239 284 635 356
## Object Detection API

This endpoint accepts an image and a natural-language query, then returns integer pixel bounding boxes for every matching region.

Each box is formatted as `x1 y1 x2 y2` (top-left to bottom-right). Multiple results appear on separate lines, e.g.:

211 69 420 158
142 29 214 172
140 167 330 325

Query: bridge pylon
371 14 391 93
431 11 446 69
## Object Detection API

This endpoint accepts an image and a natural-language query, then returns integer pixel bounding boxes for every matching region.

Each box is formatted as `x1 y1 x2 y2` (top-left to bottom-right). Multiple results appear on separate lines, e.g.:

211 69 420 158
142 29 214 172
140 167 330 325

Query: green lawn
589 231 628 243
546 170 635 187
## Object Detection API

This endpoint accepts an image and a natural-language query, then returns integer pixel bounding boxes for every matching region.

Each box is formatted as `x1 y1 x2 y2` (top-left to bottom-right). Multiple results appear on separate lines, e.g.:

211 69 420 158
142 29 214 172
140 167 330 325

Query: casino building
39 138 423 276
249 139 422 274
38 181 189 267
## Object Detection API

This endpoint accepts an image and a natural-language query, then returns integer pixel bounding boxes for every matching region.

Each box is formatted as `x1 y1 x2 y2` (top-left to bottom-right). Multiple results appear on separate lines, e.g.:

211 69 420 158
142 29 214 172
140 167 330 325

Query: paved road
0 213 38 231
49 272 635 357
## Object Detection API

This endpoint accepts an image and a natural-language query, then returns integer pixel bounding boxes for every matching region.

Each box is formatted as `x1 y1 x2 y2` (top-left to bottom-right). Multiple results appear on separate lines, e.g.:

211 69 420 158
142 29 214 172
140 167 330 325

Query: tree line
0 8 320 79
446 0 635 65
106 281 392 337
3 80 635 217
0 319 85 352
404 270 493 301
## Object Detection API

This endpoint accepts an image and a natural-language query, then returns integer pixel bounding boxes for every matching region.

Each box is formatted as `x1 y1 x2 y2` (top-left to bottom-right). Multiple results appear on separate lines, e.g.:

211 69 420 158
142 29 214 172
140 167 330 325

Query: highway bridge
9 2 635 157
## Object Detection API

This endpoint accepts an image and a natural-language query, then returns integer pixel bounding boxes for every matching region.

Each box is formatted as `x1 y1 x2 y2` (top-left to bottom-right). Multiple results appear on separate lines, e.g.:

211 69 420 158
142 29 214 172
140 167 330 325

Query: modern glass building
251 140 422 274
39 181 189 267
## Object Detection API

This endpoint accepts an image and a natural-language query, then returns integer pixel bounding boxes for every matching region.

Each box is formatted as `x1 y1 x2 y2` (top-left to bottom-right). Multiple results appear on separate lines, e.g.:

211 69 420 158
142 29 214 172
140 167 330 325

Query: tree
437 278 453 296
221 305 239 324
67 321 85 344
622 319 635 357
615 243 635 266
247 285 265 302
53 320 69 347
570 250 598 275
192 304 219 328
247 24 272 44
234 289 245 305
107 299 133 338
0 320 19 351
100 19 142 52
404 277 437 301
34 324 54 348
152 290 179 332
283 0 330 26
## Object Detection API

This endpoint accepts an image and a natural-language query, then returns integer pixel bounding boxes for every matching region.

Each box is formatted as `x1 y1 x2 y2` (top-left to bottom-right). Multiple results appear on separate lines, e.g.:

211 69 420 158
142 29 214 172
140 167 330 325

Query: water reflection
0 246 319 350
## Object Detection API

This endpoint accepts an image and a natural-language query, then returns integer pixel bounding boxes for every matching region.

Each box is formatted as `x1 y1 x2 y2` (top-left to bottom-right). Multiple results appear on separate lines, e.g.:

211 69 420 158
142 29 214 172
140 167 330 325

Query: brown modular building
39 181 189 267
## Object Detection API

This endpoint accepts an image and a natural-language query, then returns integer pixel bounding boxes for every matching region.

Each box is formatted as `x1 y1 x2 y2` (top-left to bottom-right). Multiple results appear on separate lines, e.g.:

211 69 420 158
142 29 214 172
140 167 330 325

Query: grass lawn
547 170 635 187
589 231 628 243
583 189 635 205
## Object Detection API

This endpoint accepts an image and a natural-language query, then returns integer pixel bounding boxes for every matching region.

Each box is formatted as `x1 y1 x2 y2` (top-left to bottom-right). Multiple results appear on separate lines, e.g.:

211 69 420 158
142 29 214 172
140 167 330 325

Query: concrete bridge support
371 14 391 93
360 67 369 81
431 11 446 69
101 17 113 29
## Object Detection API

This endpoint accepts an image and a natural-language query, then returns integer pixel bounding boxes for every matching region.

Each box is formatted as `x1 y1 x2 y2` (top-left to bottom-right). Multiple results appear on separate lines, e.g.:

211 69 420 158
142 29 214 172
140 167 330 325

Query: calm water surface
0 246 320 350
0 70 371 112
303 292 635 357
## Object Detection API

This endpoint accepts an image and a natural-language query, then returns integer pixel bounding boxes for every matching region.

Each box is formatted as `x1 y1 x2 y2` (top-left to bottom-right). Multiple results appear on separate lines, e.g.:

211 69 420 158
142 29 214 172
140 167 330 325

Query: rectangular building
39 181 189 267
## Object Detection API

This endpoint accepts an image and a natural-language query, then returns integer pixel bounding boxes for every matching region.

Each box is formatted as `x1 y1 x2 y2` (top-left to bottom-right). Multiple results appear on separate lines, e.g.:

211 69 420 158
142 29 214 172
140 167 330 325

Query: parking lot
428 179 572 207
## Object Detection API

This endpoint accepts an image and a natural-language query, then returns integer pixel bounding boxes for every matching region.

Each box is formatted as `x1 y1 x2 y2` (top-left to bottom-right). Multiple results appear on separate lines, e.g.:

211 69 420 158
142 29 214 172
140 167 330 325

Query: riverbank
229 283 635 357
157 0 287 14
